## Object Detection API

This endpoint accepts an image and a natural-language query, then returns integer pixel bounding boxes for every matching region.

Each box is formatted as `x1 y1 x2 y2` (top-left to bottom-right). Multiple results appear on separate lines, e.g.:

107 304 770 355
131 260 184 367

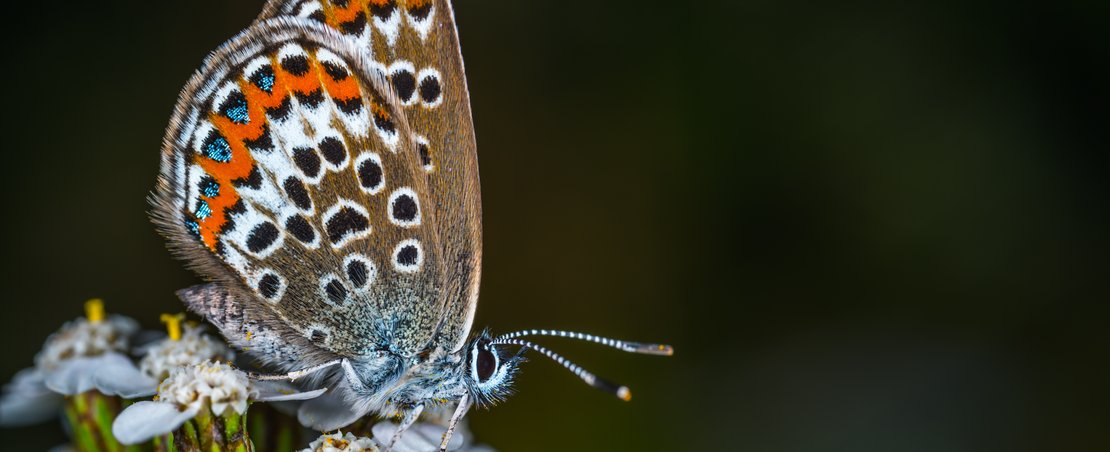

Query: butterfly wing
151 17 460 364
259 0 483 354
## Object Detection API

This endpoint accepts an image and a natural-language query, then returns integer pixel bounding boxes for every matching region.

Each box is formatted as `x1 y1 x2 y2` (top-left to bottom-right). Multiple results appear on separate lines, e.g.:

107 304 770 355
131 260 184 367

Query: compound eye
476 346 497 382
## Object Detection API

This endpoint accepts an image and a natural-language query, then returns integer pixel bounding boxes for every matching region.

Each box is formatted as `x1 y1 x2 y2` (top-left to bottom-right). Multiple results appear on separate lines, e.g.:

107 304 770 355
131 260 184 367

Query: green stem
66 392 134 452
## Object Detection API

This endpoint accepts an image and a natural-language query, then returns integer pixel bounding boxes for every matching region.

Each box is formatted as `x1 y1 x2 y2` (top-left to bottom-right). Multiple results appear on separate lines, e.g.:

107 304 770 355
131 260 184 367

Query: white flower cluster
34 315 137 371
158 361 255 415
140 326 231 381
302 431 381 452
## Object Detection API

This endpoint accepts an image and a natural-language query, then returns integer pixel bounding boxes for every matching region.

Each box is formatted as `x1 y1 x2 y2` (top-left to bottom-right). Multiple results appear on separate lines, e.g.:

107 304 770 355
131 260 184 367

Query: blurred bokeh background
1 1 1107 451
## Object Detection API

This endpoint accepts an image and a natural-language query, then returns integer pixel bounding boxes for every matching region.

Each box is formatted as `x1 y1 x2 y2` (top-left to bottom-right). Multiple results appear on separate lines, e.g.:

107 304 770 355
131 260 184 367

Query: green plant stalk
247 402 304 452
157 401 253 452
65 391 144 452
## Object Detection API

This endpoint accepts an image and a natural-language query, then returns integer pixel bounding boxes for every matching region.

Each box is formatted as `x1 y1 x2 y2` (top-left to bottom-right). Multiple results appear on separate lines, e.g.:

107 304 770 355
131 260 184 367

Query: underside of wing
259 0 484 354
152 17 450 359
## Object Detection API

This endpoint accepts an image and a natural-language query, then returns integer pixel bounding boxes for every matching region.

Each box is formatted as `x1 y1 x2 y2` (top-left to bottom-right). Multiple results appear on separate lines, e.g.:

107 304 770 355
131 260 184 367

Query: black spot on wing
283 177 312 210
336 97 363 115
267 96 292 121
325 207 370 244
369 0 396 20
339 11 367 35
419 75 441 104
296 89 324 109
374 110 395 134
285 215 316 244
397 244 419 266
409 2 432 21
391 194 418 222
325 279 347 303
258 273 281 299
244 126 273 153
347 260 368 288
281 54 310 76
232 165 263 189
293 147 321 177
391 69 416 102
417 142 431 167
322 62 349 81
319 137 346 165
358 158 383 190
246 222 280 253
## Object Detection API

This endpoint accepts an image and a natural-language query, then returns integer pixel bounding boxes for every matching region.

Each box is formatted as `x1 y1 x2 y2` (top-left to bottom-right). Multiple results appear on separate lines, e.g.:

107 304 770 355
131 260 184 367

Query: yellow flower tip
617 386 632 402
84 298 105 323
160 313 186 341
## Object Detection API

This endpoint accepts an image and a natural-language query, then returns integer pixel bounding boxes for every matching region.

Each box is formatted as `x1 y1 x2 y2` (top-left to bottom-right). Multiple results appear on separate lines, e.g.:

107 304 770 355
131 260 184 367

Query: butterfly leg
384 403 425 452
247 359 342 381
439 393 472 451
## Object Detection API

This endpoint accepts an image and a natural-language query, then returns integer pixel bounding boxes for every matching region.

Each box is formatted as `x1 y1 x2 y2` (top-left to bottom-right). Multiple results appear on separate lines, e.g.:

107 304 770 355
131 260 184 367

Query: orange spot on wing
330 0 366 23
320 69 361 101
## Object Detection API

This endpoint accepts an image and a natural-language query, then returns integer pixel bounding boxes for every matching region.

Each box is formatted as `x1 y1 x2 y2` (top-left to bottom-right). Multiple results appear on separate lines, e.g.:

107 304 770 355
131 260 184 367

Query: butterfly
149 1 672 449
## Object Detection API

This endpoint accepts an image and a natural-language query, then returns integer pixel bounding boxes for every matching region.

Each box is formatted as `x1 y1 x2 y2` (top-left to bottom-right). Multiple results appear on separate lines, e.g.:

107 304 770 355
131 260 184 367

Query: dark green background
1 1 1107 451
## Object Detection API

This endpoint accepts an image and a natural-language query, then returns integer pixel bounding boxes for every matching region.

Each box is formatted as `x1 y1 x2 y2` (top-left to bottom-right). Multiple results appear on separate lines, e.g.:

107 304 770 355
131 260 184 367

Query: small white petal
46 353 135 395
298 390 368 431
254 381 327 402
372 422 465 452
93 360 158 398
112 401 198 445
0 371 64 427
44 358 99 395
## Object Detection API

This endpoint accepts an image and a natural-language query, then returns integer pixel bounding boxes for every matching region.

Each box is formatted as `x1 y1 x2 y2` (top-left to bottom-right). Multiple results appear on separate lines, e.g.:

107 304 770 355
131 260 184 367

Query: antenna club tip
617 386 632 402
635 343 675 356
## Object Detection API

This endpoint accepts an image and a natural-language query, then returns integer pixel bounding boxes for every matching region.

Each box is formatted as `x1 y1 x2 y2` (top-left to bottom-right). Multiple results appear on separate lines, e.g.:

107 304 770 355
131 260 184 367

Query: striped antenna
494 329 674 356
491 338 632 401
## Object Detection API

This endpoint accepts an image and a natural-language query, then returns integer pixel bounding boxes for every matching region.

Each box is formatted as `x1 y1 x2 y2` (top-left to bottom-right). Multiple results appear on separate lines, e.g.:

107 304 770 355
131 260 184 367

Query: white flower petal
0 369 64 427
44 358 99 395
298 390 368 431
371 422 466 452
93 359 158 398
254 381 327 402
45 353 134 395
112 401 198 445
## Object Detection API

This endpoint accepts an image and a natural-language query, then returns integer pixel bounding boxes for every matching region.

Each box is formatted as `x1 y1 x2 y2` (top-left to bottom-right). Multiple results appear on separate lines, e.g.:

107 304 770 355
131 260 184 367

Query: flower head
140 317 232 381
302 431 381 452
2 300 139 427
94 313 233 399
112 361 325 445
35 299 138 373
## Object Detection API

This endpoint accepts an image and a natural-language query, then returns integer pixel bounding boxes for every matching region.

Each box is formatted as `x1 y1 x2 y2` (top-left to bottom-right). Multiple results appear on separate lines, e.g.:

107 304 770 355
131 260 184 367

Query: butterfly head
458 328 674 406
463 330 524 406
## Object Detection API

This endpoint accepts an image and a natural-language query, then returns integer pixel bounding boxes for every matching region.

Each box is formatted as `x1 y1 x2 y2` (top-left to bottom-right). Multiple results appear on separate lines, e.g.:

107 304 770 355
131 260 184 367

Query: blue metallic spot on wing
224 98 250 124
185 219 200 236
195 201 212 220
205 136 232 162
257 74 274 93
201 180 220 198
